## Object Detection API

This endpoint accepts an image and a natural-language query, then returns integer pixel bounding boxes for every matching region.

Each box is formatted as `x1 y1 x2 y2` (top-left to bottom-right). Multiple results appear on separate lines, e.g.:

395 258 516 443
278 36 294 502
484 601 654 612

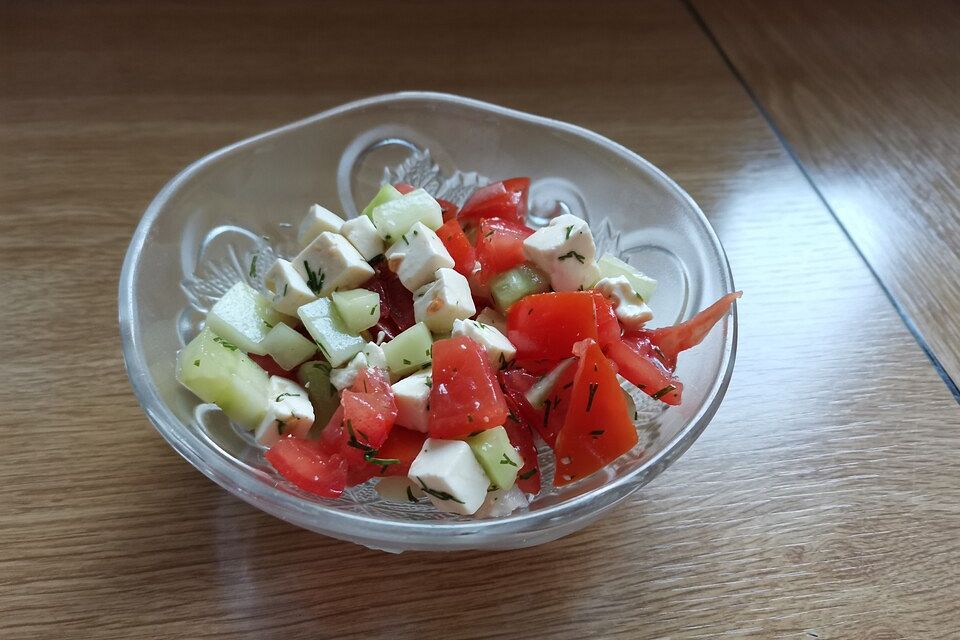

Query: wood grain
693 0 960 389
1 1 958 638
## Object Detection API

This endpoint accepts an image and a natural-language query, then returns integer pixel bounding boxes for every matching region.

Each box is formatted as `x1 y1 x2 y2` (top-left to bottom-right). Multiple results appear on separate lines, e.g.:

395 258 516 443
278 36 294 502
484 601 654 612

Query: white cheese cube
372 188 443 241
408 438 491 515
384 222 455 291
292 232 375 297
264 258 317 315
375 477 425 503
391 368 432 432
594 275 654 329
254 376 314 447
412 268 476 333
298 204 345 246
341 215 385 261
451 318 516 369
474 307 507 333
475 485 529 518
523 213 601 291
329 342 388 391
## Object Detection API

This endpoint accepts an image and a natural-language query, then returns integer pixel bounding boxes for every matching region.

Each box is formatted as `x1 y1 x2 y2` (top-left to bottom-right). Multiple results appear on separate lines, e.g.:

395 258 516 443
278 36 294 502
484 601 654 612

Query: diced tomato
265 436 348 498
429 336 509 439
507 292 599 367
554 340 639 486
603 335 682 405
340 368 398 453
640 291 742 368
248 353 299 381
593 293 621 346
363 258 415 331
458 178 530 225
475 217 533 280
393 182 416 195
503 410 541 495
374 427 427 477
499 366 575 448
437 198 459 222
436 219 477 278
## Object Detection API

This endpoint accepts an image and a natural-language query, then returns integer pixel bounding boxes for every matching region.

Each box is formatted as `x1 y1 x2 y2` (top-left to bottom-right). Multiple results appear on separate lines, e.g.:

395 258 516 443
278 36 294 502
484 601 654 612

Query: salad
176 177 740 518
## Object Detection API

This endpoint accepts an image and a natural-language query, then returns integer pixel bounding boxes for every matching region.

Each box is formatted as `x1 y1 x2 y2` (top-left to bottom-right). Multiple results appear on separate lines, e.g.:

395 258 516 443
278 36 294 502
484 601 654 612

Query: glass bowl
119 92 737 552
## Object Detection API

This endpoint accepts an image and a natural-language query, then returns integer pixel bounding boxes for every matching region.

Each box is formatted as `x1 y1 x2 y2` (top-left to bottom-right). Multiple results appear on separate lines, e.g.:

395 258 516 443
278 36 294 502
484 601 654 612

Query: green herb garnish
416 477 464 504
590 429 605 438
558 250 585 264
302 260 324 294
586 382 599 412
499 453 517 467
518 468 538 480
249 255 258 278
565 225 574 240
193 359 200 367
213 336 238 351
275 392 300 402
406 486 418 503
652 384 676 400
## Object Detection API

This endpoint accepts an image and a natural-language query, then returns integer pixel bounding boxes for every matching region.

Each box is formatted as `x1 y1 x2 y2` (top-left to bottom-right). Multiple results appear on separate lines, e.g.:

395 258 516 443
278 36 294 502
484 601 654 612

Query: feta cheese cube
451 318 516 369
408 438 491 515
475 485 529 518
391 368 432 432
293 232 375 298
384 222 454 291
254 376 314 447
329 342 388 391
340 215 385 261
474 307 507 333
594 276 654 329
298 204 345 246
523 213 601 291
412 268 476 333
372 188 443 241
375 476 425 503
264 258 317 315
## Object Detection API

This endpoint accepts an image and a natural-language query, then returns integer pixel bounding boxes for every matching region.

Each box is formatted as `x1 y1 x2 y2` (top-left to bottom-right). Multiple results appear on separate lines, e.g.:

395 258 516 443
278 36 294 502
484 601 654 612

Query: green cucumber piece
297 297 365 367
176 327 270 429
206 282 288 355
597 254 657 302
361 184 403 218
331 288 380 334
525 358 576 408
467 426 523 491
297 360 340 431
372 189 443 241
382 322 433 379
263 323 317 370
489 263 550 313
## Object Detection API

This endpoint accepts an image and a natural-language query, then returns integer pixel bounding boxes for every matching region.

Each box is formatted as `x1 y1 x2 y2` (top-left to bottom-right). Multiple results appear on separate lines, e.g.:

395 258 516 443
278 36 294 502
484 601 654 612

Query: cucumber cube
467 426 524 491
382 322 433 379
297 297 366 367
372 188 443 241
263 323 317 370
205 282 288 355
489 263 550 313
331 288 380 334
297 360 340 430
597 254 657 303
361 184 403 218
176 327 270 429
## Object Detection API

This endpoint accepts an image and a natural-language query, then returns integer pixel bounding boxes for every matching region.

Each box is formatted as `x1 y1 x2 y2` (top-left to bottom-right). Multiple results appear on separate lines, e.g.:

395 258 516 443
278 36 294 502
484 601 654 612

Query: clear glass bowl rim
118 91 738 543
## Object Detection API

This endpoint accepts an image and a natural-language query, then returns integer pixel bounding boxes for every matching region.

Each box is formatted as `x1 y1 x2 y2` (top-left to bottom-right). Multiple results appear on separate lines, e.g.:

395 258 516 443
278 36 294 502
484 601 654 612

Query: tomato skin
503 413 541 495
554 340 639 486
457 177 530 225
437 198 459 222
375 427 427 478
603 336 682 405
593 293 621 346
363 258 415 332
507 292 600 366
393 182 416 195
428 336 509 439
475 217 533 280
265 436 348 498
436 219 477 278
640 291 742 367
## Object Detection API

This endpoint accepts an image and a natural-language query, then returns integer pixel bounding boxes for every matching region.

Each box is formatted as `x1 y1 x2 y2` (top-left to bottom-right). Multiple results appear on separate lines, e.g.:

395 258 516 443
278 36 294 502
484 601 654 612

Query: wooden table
3 1 958 638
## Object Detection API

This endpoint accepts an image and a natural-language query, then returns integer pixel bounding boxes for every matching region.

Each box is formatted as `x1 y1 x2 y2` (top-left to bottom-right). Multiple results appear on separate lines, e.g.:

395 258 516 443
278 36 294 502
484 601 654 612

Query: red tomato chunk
429 336 509 439
457 177 530 226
